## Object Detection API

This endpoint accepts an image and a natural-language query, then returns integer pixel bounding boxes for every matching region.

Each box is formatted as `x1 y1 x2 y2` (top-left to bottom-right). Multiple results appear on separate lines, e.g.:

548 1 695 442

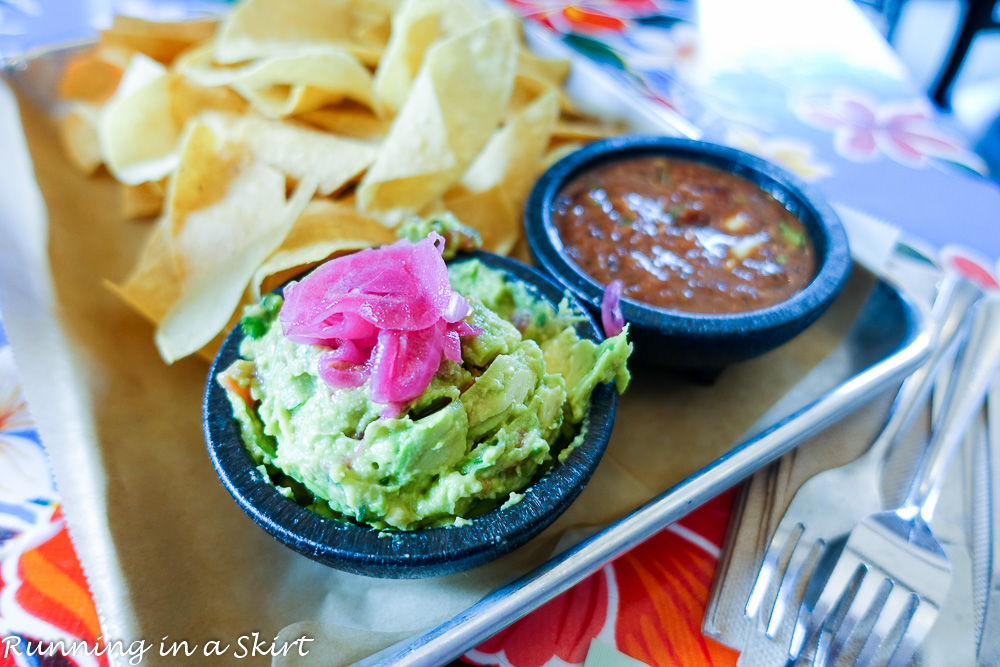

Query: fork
743 274 985 638
790 295 1000 666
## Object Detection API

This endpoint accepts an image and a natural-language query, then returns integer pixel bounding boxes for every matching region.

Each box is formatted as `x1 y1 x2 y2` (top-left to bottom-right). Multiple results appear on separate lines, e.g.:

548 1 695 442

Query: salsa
552 156 816 314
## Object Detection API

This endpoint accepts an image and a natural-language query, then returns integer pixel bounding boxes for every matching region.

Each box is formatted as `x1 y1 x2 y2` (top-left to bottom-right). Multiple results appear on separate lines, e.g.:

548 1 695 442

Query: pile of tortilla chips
56 0 622 363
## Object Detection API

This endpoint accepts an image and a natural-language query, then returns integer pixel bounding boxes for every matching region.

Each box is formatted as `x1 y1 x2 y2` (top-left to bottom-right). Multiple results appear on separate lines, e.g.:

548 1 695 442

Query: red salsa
553 156 816 314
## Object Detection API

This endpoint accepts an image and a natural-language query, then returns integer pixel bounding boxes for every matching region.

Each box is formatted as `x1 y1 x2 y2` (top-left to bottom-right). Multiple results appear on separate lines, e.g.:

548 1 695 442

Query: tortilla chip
553 116 626 141
106 219 183 325
58 48 126 104
80 0 627 366
538 140 585 172
163 121 248 241
506 73 578 119
297 104 391 141
56 102 103 175
108 212 252 363
363 0 487 92
462 89 559 206
215 114 380 196
156 121 317 361
252 197 396 298
441 185 518 255
98 54 181 185
214 0 382 66
501 46 572 118
172 41 241 87
447 90 558 258
349 0 399 51
194 301 250 362
122 179 167 219
101 15 219 64
168 72 248 127
371 0 448 116
229 50 375 117
177 42 375 118
440 0 496 31
517 47 570 88
357 14 518 218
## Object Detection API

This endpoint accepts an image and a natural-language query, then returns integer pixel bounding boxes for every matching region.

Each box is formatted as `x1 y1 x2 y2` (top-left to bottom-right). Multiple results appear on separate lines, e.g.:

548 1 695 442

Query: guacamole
219 259 631 531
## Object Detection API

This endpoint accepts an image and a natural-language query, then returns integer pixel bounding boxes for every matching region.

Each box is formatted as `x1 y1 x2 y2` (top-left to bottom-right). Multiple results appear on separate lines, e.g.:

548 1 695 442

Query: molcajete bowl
524 135 852 373
203 251 618 579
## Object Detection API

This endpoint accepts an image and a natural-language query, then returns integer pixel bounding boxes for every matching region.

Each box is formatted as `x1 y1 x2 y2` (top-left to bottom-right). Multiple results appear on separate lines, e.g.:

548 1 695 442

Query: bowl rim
524 135 852 340
203 250 618 578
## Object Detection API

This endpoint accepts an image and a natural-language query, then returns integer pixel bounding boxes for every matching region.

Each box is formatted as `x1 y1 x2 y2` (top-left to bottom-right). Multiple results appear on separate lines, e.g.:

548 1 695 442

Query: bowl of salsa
525 135 852 373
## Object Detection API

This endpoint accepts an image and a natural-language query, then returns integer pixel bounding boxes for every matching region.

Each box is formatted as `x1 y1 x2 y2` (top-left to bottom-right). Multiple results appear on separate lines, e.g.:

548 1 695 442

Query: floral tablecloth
0 317 107 667
1 0 999 666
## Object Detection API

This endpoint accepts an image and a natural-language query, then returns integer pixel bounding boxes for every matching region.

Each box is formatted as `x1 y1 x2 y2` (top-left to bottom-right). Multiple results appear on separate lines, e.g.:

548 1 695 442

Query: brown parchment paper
0 83 876 666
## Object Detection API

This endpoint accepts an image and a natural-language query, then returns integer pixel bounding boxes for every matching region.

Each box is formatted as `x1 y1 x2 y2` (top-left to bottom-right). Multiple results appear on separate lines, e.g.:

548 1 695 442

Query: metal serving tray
2 27 932 667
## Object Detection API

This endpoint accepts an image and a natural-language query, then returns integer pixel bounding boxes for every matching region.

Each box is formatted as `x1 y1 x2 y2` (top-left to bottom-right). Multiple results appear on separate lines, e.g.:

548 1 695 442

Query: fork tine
854 587 916 666
746 522 803 620
825 572 890 665
745 549 779 620
789 559 863 660
812 629 833 667
886 599 940 667
766 536 825 638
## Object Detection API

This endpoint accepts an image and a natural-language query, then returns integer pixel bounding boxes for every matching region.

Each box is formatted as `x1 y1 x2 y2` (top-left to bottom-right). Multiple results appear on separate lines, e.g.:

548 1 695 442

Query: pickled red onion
601 279 625 338
280 234 480 412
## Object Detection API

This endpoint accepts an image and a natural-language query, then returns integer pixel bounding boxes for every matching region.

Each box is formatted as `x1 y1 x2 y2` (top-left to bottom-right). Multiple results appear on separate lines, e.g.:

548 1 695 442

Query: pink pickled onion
280 233 455 334
369 324 445 405
317 339 371 388
318 354 369 389
285 312 379 347
601 279 625 338
442 330 462 363
279 234 479 414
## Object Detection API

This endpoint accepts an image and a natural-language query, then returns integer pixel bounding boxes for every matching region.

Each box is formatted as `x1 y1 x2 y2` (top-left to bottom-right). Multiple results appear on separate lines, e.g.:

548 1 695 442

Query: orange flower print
506 0 661 34
465 491 738 667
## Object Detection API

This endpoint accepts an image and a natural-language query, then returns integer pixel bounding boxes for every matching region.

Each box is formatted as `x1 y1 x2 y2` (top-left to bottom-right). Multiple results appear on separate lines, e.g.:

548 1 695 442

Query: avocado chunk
464 341 547 440
461 296 521 368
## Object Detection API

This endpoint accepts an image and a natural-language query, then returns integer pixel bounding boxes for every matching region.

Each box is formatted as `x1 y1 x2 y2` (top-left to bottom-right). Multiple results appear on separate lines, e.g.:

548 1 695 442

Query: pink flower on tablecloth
793 89 966 168
940 246 1000 290
505 0 661 34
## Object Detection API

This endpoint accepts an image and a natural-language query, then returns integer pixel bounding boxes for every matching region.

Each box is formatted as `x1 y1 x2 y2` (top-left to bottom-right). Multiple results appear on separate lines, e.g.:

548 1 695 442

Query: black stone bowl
525 135 852 373
203 251 617 579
